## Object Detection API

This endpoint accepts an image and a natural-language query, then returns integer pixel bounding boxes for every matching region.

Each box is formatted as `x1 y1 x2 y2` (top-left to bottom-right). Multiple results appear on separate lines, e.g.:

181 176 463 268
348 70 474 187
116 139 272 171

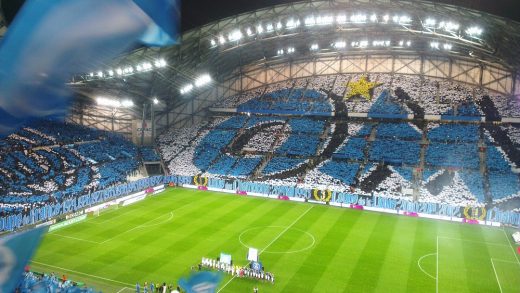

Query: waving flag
0 227 46 293
179 272 223 293
0 0 179 136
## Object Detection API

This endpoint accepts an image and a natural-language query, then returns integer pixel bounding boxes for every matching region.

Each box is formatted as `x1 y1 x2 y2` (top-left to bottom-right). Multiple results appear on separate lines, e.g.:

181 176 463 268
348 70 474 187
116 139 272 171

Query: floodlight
334 41 346 48
97 71 103 77
121 100 134 107
465 26 482 37
277 49 284 55
210 39 216 46
399 16 412 24
310 44 319 51
89 72 94 77
194 74 212 87
406 41 411 47
153 98 159 105
430 41 439 49
219 35 226 45
108 70 114 76
276 22 282 30
351 14 367 23
399 40 404 46
382 15 389 22
266 23 274 32
287 47 295 54
116 68 123 75
443 43 452 50
336 15 347 24
305 16 316 26
180 84 193 94
155 59 167 68
246 27 253 36
424 18 436 27
136 64 143 72
370 14 377 22
286 18 300 29
257 24 264 34
228 29 243 42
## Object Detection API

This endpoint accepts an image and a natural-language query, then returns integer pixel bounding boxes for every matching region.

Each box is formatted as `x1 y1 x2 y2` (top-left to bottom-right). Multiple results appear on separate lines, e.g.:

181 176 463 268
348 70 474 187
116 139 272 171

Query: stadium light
439 21 459 32
443 43 452 50
96 97 133 108
310 43 319 51
266 23 274 32
350 14 367 23
155 59 167 68
316 15 333 25
121 99 134 107
218 35 226 45
370 14 378 22
287 47 295 54
336 14 347 24
89 72 94 77
286 18 300 29
228 29 243 42
406 40 411 47
194 74 212 87
116 68 123 75
153 98 159 105
424 18 436 27
210 39 216 47
382 14 389 23
257 24 264 34
180 84 193 95
277 49 284 55
430 41 439 49
246 27 254 36
108 70 114 76
466 26 483 37
276 22 283 30
305 16 316 26
333 41 346 49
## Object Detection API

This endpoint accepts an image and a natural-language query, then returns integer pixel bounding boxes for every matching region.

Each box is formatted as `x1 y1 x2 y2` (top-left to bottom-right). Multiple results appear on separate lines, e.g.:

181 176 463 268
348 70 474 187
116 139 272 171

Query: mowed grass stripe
459 225 496 293
344 213 399 292
31 188 520 292
281 206 362 293
374 216 420 292
405 219 437 292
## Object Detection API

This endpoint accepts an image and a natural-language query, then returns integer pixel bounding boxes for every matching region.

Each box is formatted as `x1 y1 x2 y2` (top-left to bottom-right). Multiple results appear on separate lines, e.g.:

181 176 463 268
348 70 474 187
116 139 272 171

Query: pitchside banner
132 120 152 145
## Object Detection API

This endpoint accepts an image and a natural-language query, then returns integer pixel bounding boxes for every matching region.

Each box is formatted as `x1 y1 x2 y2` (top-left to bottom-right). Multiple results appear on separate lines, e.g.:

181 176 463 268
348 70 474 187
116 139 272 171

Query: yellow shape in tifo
344 76 382 101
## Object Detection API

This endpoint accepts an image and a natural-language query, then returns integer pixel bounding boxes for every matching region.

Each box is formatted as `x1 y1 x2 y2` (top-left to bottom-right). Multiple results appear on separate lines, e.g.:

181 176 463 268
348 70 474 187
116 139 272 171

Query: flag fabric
0 0 179 136
179 272 223 293
0 226 46 292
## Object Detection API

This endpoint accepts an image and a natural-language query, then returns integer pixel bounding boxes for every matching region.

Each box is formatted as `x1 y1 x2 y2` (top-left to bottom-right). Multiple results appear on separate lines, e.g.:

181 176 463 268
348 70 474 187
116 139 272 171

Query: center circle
238 225 315 254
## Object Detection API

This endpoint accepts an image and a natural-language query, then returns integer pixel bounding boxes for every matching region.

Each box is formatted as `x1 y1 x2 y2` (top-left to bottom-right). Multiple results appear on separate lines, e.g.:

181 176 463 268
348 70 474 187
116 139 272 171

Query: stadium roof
2 0 520 115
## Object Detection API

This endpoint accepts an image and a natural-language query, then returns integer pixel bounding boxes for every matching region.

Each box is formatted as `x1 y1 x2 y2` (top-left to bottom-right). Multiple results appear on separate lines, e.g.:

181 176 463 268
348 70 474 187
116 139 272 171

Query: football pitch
31 188 520 292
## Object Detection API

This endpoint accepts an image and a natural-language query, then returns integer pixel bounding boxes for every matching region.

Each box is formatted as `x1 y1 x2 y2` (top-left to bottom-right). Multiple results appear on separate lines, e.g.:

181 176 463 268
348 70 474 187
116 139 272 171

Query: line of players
200 257 275 283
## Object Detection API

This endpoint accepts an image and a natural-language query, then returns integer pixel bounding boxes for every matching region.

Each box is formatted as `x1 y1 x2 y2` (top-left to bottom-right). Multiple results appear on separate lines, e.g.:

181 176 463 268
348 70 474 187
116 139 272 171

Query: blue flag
0 0 179 136
179 272 223 293
0 226 46 293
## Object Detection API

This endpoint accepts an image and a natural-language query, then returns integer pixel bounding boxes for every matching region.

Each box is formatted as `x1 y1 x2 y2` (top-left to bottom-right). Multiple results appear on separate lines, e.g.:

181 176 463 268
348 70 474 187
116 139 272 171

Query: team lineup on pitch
29 188 520 292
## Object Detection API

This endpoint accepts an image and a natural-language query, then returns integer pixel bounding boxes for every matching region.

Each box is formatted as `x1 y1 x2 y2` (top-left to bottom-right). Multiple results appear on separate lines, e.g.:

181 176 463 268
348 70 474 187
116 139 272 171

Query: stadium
0 0 520 292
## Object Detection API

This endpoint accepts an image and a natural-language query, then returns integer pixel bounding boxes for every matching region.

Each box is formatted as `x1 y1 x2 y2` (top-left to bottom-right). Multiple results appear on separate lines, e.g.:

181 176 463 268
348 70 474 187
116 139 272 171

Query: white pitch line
217 205 314 293
437 236 510 247
116 287 132 293
501 227 520 265
490 259 503 293
492 258 520 265
260 206 314 254
417 253 436 280
48 233 101 244
99 211 174 244
31 260 133 287
436 236 439 293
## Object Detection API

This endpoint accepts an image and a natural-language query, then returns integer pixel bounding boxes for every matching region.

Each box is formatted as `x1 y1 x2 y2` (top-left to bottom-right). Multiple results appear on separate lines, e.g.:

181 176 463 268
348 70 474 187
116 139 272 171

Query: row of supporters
0 175 518 231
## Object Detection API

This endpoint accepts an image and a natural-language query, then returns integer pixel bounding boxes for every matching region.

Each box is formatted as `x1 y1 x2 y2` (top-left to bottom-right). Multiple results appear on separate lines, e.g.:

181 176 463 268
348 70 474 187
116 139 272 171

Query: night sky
2 0 519 32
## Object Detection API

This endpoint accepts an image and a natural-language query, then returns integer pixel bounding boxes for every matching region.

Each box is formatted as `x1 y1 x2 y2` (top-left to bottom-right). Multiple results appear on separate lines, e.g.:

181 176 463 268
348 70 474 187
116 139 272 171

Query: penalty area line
31 260 133 287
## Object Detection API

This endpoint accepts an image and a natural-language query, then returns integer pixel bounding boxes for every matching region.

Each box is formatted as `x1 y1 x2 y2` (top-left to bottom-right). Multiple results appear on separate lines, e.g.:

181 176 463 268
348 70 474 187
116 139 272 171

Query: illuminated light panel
350 14 367 23
310 43 319 51
194 74 212 87
180 84 194 95
424 18 436 27
466 26 483 37
257 24 264 34
336 15 347 24
334 41 346 49
305 16 316 26
370 14 377 22
228 29 243 42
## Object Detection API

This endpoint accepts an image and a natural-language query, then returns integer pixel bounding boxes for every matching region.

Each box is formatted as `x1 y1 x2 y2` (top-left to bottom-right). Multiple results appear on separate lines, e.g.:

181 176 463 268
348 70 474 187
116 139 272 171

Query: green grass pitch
31 188 520 292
